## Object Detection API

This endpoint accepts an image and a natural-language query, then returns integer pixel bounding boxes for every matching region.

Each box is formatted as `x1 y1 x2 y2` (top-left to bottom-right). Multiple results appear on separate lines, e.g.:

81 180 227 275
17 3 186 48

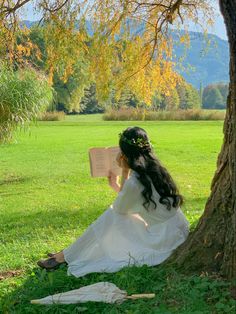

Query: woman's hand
108 171 120 193
108 153 130 193
116 152 129 171
116 152 130 191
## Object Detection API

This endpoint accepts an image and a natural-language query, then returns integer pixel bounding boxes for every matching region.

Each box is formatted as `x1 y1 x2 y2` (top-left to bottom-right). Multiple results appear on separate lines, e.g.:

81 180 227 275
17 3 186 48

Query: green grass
0 115 235 313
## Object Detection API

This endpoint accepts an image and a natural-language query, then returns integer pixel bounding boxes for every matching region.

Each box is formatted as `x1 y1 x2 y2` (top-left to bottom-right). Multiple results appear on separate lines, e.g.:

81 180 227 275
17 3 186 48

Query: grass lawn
0 115 235 313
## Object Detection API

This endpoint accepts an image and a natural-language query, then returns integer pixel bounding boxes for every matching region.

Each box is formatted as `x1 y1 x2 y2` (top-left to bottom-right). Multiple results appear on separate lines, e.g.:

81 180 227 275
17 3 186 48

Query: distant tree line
18 26 228 113
78 80 202 114
59 80 228 114
202 83 228 109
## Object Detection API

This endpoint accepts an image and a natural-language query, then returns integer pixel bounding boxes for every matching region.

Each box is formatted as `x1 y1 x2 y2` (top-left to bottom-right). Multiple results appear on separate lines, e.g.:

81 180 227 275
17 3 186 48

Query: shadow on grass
0 206 102 244
182 197 208 209
1 262 235 314
1 196 208 239
2 197 232 313
1 264 166 314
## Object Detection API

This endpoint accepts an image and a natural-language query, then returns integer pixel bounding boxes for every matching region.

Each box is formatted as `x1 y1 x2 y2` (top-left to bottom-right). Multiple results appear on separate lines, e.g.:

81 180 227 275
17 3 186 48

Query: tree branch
0 0 32 15
40 0 71 14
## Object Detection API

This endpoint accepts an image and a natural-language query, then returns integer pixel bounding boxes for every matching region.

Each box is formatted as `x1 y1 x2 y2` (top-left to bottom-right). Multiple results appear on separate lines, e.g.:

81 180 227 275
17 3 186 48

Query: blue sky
20 1 227 40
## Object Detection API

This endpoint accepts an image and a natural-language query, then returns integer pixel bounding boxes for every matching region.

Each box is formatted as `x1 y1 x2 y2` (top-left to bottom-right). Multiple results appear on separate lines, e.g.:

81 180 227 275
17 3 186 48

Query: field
0 115 235 313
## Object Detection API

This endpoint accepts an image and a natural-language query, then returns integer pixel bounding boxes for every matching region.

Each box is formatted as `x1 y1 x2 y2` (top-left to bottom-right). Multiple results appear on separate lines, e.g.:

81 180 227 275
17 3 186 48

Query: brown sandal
37 257 63 270
47 252 56 257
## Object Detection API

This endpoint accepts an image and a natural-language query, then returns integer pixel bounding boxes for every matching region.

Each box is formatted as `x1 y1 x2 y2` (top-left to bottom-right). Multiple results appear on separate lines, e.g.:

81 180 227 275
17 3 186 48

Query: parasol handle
126 293 155 299
31 300 41 304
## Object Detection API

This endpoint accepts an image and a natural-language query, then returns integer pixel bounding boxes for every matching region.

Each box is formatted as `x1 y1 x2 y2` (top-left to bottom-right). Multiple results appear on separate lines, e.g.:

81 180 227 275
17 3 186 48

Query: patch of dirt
0 270 23 281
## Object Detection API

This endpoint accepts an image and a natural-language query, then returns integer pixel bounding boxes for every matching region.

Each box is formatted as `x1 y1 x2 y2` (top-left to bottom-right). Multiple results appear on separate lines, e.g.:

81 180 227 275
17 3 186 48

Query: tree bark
169 0 236 280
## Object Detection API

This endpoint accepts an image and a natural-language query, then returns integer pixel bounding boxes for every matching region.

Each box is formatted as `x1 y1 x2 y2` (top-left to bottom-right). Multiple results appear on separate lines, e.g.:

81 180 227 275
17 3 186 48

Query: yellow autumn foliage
0 0 215 105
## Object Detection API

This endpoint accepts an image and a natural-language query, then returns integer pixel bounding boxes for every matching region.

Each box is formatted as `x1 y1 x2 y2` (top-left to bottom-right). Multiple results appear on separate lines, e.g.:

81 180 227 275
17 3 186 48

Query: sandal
47 252 56 257
37 257 63 270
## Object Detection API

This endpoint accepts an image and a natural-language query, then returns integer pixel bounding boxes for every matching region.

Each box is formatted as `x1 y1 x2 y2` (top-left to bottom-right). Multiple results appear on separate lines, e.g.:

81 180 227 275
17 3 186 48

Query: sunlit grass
1 116 235 313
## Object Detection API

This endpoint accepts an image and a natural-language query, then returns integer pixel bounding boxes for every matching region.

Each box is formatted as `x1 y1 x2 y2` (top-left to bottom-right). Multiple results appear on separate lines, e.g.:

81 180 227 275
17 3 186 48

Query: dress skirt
63 207 189 278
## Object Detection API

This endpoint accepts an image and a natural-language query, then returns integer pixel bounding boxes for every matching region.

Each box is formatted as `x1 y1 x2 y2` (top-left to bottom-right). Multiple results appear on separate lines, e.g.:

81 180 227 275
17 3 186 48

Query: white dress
63 172 189 277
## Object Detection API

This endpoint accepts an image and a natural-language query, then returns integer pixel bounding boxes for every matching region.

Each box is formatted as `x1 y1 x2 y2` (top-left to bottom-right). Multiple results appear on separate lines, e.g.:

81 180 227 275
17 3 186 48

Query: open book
89 146 122 177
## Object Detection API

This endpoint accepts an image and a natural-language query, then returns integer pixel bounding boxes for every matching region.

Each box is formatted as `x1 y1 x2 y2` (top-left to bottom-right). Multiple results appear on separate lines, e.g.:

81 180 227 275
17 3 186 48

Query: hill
173 31 229 88
21 20 229 88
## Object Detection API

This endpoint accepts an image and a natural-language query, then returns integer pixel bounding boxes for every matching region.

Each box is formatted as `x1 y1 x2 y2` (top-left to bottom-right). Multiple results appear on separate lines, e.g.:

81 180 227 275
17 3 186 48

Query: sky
188 4 227 40
20 1 227 41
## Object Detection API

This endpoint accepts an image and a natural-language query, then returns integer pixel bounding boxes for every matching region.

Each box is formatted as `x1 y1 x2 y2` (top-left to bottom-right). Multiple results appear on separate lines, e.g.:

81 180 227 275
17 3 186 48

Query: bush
0 64 53 142
103 108 145 121
37 111 65 121
103 108 225 121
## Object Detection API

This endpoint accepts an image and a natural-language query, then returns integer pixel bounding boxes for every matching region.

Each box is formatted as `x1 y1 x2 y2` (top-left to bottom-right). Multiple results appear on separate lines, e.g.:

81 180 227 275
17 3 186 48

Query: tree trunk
169 0 236 280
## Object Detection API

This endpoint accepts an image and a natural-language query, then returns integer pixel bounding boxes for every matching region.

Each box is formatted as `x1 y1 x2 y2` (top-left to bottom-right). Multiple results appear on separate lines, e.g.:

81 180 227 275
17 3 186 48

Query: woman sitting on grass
38 127 189 277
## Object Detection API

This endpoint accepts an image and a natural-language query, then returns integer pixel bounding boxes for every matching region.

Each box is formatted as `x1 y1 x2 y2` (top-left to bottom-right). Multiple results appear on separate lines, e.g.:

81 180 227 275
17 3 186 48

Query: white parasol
31 282 155 305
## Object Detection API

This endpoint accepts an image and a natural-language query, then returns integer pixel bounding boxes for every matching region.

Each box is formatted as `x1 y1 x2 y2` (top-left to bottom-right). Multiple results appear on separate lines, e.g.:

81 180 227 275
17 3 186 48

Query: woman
38 127 189 277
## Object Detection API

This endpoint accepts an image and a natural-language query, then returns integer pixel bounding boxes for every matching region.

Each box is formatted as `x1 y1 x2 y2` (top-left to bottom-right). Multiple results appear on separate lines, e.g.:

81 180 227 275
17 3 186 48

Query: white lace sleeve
112 176 143 214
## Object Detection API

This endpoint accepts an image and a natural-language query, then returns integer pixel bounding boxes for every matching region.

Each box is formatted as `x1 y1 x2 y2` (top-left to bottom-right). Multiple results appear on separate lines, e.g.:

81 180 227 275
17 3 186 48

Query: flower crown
119 133 151 149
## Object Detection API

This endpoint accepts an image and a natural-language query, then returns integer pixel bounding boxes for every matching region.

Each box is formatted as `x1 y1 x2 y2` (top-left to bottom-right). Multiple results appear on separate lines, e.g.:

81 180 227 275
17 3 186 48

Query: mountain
20 20 37 28
172 31 229 88
21 20 229 88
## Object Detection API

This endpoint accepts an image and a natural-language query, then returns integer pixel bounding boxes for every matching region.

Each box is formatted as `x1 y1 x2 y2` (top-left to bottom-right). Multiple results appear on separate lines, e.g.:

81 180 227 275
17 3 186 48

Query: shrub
37 111 65 121
103 108 225 121
0 64 53 143
103 108 145 121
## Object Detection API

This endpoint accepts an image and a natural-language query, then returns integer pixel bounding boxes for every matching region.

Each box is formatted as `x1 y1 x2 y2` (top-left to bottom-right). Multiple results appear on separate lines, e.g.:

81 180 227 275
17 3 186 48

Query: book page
108 147 122 176
89 147 110 177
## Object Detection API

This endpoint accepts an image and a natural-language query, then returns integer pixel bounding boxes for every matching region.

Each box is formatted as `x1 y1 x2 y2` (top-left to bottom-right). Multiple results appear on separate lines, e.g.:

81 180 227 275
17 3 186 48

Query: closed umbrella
31 282 155 305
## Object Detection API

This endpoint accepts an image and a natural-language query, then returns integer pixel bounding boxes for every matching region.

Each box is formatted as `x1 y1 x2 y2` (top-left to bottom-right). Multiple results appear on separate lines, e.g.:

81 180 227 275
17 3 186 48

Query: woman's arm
108 169 130 193
108 151 130 192
112 174 142 214
108 171 120 193
119 169 130 191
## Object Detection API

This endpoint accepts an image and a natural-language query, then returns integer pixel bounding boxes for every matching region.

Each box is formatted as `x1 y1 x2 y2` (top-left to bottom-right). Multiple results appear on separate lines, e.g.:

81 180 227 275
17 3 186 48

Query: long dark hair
119 127 183 210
